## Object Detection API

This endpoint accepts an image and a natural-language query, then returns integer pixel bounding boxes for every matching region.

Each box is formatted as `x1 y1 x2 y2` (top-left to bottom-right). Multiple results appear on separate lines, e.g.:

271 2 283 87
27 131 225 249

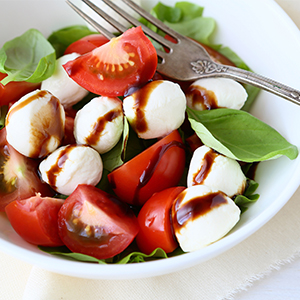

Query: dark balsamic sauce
172 191 228 231
192 149 218 185
186 85 218 110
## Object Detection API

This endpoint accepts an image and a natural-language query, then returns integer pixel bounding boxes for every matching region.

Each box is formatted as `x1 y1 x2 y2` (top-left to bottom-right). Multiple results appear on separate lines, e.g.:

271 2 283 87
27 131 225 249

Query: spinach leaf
101 117 129 173
0 29 56 85
187 107 298 162
47 25 95 57
0 106 8 129
38 246 169 264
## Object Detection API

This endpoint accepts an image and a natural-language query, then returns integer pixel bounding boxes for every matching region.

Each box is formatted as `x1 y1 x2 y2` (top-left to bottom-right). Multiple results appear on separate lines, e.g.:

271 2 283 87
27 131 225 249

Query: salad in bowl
0 0 300 279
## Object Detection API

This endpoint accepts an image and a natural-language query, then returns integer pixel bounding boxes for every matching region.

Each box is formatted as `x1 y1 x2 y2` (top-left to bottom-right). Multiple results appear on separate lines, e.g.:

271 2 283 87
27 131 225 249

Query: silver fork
66 0 300 106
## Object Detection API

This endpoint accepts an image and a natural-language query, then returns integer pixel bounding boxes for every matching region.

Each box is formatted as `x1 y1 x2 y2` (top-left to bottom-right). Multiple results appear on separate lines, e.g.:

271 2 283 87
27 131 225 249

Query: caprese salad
0 1 298 264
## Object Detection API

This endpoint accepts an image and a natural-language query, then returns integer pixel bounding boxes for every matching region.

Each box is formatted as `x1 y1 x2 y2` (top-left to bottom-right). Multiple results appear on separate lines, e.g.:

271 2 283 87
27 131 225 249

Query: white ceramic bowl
1 0 300 280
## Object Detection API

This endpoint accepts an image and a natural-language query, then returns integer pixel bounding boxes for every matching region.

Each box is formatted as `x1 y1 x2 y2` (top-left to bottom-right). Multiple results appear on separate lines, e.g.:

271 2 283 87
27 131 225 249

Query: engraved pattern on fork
191 60 228 75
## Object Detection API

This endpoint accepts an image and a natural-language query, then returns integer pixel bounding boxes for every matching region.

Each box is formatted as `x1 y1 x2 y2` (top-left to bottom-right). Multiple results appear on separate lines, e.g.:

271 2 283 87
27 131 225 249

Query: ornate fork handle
191 60 300 106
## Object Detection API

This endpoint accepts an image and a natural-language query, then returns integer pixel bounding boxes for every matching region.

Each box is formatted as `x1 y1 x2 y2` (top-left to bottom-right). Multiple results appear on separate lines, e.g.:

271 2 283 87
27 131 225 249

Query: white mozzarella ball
187 145 246 197
39 144 103 195
41 53 89 108
172 185 241 252
81 0 142 33
123 80 186 139
74 96 124 154
186 78 248 110
5 89 65 158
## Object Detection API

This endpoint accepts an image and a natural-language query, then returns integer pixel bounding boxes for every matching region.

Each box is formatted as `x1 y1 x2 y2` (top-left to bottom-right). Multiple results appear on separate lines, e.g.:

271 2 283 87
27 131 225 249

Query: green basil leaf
0 29 56 85
101 117 129 172
152 2 182 23
187 107 298 162
0 106 8 129
165 17 215 45
174 2 204 21
47 25 96 58
38 246 168 264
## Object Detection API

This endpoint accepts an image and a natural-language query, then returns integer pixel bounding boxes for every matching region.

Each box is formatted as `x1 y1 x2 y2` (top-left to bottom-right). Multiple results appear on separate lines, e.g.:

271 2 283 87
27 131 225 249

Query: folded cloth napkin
0 185 299 300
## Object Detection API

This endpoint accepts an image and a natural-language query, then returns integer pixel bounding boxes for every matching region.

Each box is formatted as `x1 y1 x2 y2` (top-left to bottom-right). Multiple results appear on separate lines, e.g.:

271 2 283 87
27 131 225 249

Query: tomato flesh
5 194 64 246
64 34 110 55
0 73 40 106
63 26 158 97
58 184 139 259
108 130 186 206
136 186 185 254
0 128 55 211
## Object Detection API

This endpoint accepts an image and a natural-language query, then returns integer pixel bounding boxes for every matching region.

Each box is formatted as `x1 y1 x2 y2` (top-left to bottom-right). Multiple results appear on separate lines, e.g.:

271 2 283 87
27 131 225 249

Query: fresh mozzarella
123 80 186 139
41 53 89 108
74 96 124 154
187 145 246 197
172 185 240 252
186 78 248 110
39 144 103 195
81 0 142 33
5 89 65 158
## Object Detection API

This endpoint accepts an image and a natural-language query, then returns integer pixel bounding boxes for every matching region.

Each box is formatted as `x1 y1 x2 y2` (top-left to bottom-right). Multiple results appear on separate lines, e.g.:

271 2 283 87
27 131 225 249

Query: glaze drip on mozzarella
5 89 65 158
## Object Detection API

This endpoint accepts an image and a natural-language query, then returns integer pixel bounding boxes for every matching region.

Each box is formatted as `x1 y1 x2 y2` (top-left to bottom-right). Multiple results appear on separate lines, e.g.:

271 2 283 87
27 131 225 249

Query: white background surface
236 0 300 299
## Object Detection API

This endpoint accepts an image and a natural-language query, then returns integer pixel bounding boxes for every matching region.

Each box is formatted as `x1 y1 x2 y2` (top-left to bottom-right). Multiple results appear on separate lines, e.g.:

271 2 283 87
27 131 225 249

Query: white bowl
1 0 300 280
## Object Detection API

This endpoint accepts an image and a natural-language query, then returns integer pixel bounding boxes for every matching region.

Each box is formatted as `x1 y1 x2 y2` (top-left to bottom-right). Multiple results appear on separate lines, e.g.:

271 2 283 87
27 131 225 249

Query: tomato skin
63 27 158 97
0 128 55 211
5 195 64 246
186 133 204 152
136 186 185 254
107 130 186 206
0 73 40 106
64 34 110 55
58 184 139 260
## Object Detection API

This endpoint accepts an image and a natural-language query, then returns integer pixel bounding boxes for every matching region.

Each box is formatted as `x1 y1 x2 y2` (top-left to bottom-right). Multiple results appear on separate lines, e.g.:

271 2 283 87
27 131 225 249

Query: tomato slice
63 26 158 97
0 128 55 211
0 73 40 106
5 194 64 246
64 34 110 55
58 184 139 260
108 130 186 206
136 186 185 254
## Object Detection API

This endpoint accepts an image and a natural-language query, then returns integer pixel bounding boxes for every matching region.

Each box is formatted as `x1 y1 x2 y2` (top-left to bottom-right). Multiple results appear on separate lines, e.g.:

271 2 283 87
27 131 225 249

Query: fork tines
66 0 179 56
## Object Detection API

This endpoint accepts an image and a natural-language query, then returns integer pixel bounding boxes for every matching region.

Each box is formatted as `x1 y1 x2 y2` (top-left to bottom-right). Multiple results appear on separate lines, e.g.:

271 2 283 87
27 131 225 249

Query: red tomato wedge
0 128 54 211
136 186 185 254
0 73 40 106
108 130 186 206
63 26 158 97
5 194 64 246
58 185 139 260
64 34 110 55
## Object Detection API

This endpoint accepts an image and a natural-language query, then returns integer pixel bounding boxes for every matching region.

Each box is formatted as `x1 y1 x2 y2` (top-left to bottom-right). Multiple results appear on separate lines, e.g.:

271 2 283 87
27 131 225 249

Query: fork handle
191 60 300 106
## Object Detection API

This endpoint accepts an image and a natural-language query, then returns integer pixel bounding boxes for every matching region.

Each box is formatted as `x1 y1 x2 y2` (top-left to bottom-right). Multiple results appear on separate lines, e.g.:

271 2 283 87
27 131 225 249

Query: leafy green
148 1 215 45
0 29 56 85
47 25 95 57
0 106 8 130
38 246 169 264
101 117 130 172
187 107 298 162
234 179 260 213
